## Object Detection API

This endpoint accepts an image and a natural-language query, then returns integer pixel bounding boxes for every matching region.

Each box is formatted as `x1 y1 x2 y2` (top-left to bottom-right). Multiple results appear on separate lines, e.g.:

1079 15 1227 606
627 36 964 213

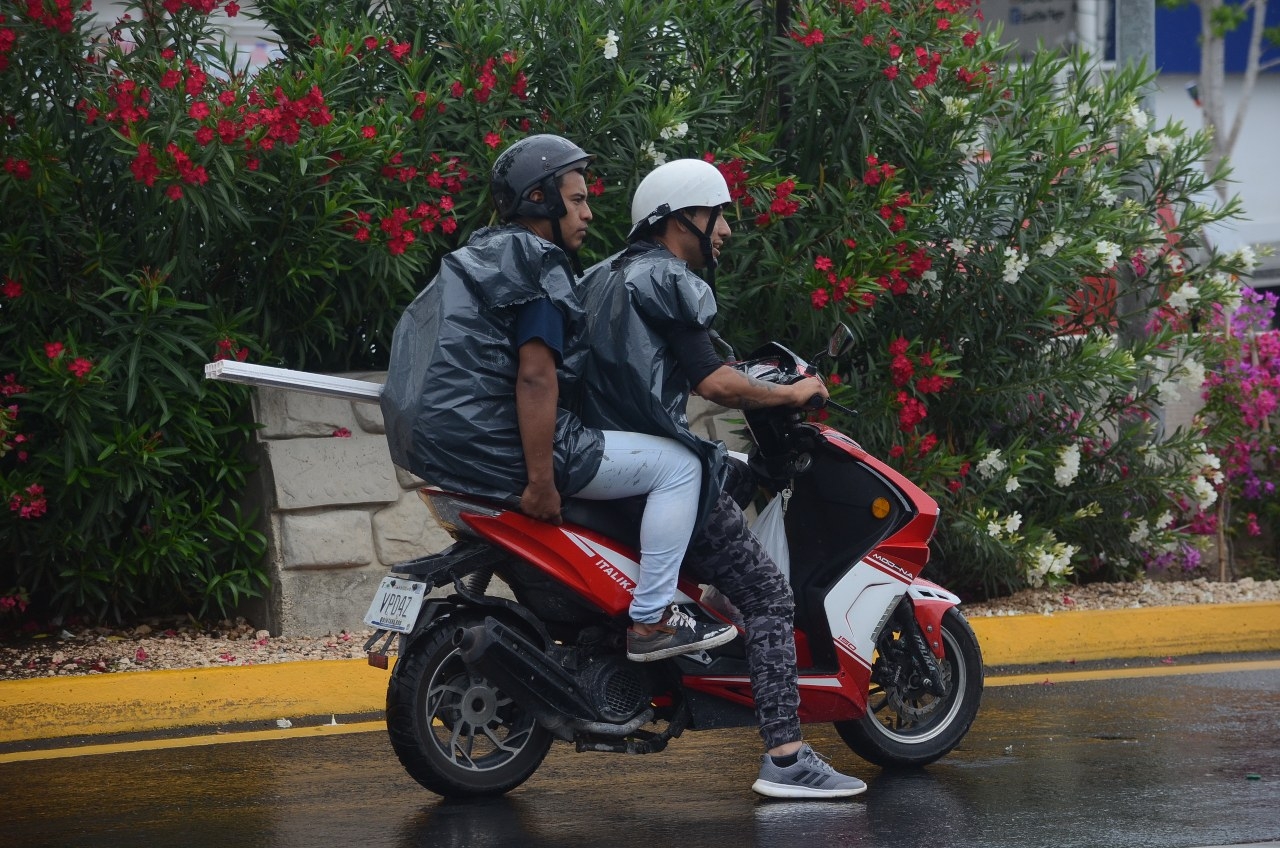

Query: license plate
363 576 429 633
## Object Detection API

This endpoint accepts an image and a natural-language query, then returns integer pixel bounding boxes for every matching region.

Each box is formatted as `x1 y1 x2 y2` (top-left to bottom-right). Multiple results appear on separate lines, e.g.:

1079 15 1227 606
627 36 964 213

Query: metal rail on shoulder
203 360 384 405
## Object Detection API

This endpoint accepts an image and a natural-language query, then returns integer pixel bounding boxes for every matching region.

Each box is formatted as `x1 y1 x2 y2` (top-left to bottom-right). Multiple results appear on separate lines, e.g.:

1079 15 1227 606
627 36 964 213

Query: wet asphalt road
3 658 1278 848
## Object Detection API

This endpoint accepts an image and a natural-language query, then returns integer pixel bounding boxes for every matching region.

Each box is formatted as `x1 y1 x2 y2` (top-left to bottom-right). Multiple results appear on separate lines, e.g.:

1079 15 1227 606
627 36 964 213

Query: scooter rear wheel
834 606 983 767
386 616 553 797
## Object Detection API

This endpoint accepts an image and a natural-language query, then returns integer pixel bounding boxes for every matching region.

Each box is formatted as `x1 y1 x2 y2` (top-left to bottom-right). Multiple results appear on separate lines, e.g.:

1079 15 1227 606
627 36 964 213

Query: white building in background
90 1 1278 277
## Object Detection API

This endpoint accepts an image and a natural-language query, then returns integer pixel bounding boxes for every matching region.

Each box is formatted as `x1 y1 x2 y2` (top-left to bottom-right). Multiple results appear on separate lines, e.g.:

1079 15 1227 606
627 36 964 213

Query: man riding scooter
580 158 867 798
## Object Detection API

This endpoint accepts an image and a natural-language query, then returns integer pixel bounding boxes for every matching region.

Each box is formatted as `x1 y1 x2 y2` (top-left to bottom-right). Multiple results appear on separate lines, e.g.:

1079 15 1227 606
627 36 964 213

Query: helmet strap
670 206 721 289
548 216 584 277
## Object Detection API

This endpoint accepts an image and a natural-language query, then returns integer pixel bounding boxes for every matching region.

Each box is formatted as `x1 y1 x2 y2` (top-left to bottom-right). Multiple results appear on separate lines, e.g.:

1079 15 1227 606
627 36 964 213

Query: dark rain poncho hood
381 225 604 505
580 241 727 529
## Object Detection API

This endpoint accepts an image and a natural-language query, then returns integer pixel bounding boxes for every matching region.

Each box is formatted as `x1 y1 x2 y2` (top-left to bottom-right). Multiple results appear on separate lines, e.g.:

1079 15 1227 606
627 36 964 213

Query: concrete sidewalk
1 601 1277 745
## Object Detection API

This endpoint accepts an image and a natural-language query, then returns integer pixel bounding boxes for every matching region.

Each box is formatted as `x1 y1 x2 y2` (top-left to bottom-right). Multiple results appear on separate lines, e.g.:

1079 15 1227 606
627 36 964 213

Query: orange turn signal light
871 497 891 519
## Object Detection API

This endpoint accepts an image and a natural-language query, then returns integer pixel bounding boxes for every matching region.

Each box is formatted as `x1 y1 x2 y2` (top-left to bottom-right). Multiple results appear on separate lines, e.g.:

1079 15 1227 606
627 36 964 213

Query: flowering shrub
1192 288 1280 578
0 0 1259 619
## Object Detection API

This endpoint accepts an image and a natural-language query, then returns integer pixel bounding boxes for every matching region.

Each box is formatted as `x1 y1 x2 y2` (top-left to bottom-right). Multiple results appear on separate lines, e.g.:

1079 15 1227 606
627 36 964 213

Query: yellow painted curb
0 659 389 744
969 601 1280 665
0 602 1276 743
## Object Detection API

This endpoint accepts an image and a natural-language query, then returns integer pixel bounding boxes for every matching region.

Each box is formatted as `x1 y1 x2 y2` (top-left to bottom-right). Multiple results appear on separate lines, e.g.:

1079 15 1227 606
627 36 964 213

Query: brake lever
806 394 858 417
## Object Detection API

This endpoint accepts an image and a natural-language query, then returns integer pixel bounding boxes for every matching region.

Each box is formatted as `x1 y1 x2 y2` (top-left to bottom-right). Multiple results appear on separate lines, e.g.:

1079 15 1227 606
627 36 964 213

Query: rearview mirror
828 324 854 359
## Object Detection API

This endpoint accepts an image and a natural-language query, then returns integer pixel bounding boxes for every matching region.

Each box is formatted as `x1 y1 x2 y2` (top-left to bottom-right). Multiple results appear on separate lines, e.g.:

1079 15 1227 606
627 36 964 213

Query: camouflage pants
682 490 802 750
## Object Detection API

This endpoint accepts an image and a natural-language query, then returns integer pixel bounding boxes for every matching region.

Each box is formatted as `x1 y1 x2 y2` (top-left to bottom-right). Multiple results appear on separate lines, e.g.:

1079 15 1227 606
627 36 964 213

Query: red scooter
363 326 983 798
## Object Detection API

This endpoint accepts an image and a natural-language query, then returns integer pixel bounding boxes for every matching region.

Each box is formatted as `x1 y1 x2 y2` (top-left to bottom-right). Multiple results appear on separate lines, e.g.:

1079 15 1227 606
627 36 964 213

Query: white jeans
574 430 701 624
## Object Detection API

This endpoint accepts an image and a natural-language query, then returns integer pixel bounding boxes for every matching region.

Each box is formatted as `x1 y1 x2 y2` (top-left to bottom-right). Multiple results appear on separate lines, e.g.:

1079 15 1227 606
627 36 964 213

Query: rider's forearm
515 345 560 487
695 365 806 411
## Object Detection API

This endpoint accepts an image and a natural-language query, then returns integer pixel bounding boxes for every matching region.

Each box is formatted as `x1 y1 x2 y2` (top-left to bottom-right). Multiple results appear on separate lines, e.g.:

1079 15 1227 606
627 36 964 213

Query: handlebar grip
805 393 826 410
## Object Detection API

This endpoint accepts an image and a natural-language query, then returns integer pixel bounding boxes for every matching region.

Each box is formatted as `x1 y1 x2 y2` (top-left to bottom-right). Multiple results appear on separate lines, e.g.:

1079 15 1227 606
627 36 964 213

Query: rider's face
673 205 732 270
555 171 592 252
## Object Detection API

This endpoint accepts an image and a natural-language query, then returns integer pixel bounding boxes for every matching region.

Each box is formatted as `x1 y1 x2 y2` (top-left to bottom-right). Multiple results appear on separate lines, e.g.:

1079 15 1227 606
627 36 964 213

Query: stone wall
240 374 454 636
239 376 743 637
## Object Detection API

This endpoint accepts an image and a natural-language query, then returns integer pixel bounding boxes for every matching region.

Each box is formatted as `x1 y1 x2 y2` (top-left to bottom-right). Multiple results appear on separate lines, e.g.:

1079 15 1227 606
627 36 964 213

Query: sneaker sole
626 626 737 662
750 778 868 799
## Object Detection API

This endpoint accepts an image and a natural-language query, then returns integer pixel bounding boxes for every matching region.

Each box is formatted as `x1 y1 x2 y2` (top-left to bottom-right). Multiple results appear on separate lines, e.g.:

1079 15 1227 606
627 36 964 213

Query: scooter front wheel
386 616 553 797
834 605 983 767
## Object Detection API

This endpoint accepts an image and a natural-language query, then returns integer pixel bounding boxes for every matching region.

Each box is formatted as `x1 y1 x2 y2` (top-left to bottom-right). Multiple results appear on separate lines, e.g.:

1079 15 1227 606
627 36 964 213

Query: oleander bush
0 0 1260 622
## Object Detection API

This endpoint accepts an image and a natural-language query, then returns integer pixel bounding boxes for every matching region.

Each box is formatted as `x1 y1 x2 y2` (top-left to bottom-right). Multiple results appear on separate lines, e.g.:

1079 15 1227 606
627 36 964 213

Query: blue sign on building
1155 4 1280 74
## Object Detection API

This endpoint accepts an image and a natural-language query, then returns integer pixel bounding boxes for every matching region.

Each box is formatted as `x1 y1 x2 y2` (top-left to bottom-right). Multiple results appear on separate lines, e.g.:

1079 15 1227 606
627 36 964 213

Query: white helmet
628 159 732 240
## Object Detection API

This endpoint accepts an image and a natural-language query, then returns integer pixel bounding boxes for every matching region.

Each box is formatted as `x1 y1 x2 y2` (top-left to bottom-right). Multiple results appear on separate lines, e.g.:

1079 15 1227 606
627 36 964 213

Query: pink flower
44 341 64 359
814 255 833 272
484 131 502 149
333 427 352 438
68 357 93 378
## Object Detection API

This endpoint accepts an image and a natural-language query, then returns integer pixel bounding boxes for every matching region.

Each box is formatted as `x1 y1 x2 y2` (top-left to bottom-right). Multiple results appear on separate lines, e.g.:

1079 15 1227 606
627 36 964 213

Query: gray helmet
490 134 593 222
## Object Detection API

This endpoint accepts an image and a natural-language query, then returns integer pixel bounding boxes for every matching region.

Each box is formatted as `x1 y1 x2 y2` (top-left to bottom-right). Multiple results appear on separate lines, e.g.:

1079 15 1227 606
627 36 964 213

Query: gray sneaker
751 744 868 799
626 604 737 662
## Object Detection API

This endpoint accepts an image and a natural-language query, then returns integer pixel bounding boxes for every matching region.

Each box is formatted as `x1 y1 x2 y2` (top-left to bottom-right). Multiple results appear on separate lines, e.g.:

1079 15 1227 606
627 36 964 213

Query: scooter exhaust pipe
453 617 600 738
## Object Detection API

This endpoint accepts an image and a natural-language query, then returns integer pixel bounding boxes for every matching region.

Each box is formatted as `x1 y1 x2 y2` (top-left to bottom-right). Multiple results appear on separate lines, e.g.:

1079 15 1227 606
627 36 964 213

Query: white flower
1095 183 1117 207
601 29 620 60
1155 380 1181 405
1005 476 1021 492
1077 101 1093 118
1155 511 1174 530
987 521 1002 538
1038 231 1067 258
1166 253 1185 274
1095 239 1121 271
1230 244 1260 273
1178 358 1206 393
1166 282 1198 312
1025 536 1076 587
1192 476 1217 510
1054 444 1081 487
1122 102 1149 131
1145 132 1176 157
941 95 970 118
1005 512 1023 533
659 121 689 140
976 449 1006 480
1129 518 1150 543
1003 246 1029 283
949 238 970 258
641 141 666 166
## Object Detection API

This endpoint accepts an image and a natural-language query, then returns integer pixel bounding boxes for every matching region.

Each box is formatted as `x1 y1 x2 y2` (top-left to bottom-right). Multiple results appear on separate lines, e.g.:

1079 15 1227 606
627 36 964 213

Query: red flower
189 101 210 120
225 1 240 16
2 277 21 298
883 65 900 81
160 69 182 90
67 357 93 379
166 184 183 201
589 177 605 196
363 36 378 51
814 255 833 272
44 341 64 359
888 337 910 356
811 288 830 309
450 80 465 98
963 30 979 47
333 427 352 438
361 126 377 139
484 131 502 149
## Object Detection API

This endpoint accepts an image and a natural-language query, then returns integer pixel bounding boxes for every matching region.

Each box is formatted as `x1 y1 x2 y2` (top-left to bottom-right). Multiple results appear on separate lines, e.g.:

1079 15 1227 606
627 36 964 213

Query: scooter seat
560 495 645 552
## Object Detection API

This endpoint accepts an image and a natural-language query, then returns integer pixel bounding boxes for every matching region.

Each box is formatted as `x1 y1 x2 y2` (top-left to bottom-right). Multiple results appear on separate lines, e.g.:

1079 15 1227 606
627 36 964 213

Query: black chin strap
548 216 584 277
670 206 721 291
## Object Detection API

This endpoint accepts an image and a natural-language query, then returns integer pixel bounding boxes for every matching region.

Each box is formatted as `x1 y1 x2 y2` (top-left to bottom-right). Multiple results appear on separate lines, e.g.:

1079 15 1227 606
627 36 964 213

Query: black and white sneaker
626 604 736 662
751 744 868 799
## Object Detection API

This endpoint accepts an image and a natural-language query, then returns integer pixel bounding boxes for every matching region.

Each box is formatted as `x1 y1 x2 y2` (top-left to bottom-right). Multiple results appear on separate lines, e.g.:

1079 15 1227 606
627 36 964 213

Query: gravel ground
2 577 1277 682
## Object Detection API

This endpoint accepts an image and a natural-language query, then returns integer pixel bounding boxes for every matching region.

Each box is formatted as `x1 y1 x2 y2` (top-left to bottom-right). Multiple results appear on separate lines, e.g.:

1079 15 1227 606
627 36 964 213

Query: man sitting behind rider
579 158 867 798
380 135 734 663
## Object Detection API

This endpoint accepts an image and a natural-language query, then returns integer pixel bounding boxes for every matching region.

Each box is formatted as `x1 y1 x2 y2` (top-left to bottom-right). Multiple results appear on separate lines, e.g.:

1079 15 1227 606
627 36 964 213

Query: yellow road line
986 657 1280 687
4 658 1277 764
0 720 387 764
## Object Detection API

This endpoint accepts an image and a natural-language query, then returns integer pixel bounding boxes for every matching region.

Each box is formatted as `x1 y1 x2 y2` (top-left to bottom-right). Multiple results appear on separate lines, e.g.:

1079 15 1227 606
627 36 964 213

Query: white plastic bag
749 489 791 583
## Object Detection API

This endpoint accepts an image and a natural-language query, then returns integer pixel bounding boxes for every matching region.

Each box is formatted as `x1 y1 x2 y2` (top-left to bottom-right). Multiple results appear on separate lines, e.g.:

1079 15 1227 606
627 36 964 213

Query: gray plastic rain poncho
381 225 604 505
579 241 728 529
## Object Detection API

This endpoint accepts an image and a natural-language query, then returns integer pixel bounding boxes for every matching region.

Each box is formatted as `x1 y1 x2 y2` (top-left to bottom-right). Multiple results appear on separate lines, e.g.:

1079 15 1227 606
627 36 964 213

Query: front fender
908 579 962 659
